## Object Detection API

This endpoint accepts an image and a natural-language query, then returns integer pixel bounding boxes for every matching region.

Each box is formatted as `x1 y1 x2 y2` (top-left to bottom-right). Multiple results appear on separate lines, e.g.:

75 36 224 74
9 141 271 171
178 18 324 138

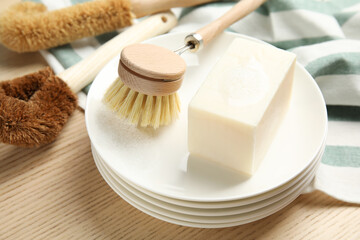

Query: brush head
103 43 186 128
119 43 186 95
0 67 77 147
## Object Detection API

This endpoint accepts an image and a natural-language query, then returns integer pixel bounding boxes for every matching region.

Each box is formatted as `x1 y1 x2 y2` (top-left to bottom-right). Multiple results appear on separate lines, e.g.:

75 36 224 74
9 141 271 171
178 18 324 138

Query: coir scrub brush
0 12 177 147
0 0 214 52
104 0 266 129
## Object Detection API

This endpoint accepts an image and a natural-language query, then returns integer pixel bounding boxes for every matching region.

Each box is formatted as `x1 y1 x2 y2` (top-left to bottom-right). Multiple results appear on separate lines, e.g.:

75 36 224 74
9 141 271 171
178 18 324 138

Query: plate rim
93 143 324 216
93 145 319 226
95 138 325 206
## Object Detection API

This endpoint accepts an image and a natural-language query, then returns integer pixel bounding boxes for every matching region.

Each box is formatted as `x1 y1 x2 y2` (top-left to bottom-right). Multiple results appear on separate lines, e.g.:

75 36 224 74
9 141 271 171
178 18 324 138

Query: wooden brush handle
58 12 177 93
196 0 266 47
131 0 216 17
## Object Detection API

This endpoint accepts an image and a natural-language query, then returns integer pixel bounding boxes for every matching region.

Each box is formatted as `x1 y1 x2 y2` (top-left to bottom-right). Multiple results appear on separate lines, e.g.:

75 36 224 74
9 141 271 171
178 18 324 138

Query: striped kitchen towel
29 0 360 204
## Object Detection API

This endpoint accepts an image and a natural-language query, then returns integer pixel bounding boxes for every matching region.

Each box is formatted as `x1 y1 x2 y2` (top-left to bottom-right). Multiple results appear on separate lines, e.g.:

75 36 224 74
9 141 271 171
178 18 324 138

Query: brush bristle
103 77 180 129
0 0 133 52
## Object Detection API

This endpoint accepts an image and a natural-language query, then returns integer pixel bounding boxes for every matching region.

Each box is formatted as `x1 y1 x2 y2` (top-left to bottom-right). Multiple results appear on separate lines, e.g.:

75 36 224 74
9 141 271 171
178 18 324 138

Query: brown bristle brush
0 0 215 53
104 0 266 129
0 12 177 147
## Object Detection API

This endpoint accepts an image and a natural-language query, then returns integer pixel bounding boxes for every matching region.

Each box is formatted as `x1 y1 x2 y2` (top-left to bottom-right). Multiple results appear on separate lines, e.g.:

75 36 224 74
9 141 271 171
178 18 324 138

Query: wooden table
1 1 359 239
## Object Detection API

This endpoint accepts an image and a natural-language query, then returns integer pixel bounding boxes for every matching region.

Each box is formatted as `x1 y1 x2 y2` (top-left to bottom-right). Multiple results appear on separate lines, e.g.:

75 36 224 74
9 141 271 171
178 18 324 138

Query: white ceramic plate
93 145 320 227
86 32 327 202
101 138 326 209
94 144 324 216
94 142 325 216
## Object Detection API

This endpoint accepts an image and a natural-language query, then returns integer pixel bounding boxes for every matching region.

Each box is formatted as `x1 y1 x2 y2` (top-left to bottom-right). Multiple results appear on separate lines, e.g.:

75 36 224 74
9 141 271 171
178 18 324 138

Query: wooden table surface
1 1 360 239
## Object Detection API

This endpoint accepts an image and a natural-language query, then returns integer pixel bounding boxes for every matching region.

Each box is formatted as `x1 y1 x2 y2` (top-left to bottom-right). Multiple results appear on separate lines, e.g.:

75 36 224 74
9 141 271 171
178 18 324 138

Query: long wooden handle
131 0 216 18
196 0 266 46
58 12 177 93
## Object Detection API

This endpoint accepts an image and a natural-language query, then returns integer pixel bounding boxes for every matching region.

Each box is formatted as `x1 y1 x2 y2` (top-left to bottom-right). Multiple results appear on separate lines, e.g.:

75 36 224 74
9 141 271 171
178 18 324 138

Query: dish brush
104 0 266 129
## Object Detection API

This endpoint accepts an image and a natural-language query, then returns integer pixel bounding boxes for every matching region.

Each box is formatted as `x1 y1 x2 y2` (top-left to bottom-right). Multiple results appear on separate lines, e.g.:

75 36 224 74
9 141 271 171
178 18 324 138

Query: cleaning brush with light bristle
104 42 186 128
103 0 267 129
0 0 215 52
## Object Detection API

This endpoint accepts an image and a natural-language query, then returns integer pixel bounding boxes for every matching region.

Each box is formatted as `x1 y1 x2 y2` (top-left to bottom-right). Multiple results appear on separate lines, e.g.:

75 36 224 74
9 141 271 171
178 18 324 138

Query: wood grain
197 0 266 46
0 1 360 239
120 44 186 81
118 43 185 95
118 61 184 95
131 0 217 18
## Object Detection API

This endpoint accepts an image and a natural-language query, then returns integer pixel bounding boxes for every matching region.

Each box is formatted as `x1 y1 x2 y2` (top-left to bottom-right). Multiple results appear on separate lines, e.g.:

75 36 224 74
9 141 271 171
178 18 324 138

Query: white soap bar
188 38 296 175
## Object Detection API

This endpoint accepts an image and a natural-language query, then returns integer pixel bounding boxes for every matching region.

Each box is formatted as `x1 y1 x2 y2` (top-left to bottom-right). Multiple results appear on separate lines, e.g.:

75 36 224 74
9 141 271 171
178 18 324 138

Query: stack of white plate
85 32 328 228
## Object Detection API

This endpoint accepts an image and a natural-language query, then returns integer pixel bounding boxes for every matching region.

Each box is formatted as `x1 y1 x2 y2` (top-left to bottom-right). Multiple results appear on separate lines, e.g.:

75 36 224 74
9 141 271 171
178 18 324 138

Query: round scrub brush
0 0 214 53
0 12 177 147
104 43 186 128
104 0 267 129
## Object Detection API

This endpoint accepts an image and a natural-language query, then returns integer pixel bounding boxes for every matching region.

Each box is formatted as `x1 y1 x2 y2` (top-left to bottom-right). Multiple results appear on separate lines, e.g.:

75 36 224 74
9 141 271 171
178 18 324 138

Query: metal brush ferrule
184 33 203 53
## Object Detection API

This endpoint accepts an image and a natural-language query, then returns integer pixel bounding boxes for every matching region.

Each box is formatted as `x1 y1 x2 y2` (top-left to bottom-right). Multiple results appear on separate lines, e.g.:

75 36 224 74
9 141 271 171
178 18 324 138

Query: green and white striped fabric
33 0 360 203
